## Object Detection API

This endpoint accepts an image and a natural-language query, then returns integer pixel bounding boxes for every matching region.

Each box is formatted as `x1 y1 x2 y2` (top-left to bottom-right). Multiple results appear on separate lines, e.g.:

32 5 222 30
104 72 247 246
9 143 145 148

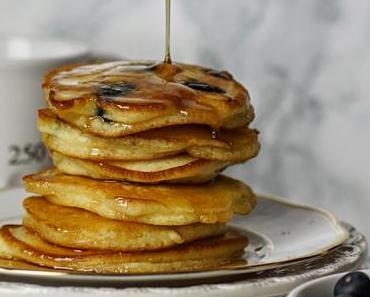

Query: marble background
0 0 369 239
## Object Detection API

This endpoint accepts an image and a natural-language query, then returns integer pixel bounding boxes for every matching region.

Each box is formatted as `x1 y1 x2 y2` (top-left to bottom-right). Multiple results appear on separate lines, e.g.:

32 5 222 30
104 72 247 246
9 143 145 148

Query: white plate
0 187 350 284
0 224 366 297
288 269 370 297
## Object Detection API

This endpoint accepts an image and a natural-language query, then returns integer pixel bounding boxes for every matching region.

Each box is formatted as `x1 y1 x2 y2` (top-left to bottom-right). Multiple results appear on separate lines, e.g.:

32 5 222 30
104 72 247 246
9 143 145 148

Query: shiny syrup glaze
24 170 255 222
0 225 248 273
44 59 250 132
51 61 239 105
41 0 253 137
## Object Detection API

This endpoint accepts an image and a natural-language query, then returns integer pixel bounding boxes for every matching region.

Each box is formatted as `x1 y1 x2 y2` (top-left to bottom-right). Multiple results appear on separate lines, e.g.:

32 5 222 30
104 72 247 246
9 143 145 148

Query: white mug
0 36 89 188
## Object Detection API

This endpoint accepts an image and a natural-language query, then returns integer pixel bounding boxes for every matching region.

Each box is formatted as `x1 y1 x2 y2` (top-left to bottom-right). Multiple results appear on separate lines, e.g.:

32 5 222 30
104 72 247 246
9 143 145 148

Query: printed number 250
9 143 47 166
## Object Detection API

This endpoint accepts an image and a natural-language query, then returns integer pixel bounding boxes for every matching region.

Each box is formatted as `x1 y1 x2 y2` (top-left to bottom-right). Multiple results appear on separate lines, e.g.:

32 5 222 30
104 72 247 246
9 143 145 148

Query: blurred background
0 0 369 238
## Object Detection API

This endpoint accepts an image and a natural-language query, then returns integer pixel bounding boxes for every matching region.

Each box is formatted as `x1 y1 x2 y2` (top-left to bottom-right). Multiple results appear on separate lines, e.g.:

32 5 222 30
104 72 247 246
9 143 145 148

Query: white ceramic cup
0 36 89 188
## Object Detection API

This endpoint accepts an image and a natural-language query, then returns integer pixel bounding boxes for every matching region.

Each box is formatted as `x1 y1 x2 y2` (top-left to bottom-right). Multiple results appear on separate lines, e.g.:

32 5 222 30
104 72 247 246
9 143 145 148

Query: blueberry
334 271 370 297
96 107 105 118
95 107 112 123
183 80 225 93
206 69 233 80
98 83 135 97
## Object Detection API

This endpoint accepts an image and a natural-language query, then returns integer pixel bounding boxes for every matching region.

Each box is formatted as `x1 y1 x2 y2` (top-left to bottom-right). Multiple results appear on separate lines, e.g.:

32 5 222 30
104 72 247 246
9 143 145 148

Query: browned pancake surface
50 151 229 184
24 169 256 225
43 61 254 137
23 197 227 251
39 109 260 163
0 225 247 274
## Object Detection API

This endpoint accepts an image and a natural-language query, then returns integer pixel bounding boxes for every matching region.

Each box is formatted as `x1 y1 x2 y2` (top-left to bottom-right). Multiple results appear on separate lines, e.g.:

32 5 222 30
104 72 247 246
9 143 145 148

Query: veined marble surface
0 0 369 239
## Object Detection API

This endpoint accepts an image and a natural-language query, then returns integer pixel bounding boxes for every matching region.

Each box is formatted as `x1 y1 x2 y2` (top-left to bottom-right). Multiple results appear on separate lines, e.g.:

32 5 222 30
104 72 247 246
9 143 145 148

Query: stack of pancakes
0 61 260 274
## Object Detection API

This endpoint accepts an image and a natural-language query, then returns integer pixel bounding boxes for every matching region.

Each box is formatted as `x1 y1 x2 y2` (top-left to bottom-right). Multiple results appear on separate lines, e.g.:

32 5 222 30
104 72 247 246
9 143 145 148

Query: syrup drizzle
164 0 172 64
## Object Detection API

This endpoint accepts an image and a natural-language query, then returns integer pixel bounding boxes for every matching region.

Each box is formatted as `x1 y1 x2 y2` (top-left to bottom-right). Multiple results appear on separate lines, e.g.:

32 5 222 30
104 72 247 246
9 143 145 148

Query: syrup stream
164 0 172 64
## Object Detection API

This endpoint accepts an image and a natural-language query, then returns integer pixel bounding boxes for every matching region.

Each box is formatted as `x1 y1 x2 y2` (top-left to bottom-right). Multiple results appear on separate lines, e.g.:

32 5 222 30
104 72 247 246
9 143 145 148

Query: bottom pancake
51 151 229 184
0 258 44 271
23 197 226 251
0 225 248 274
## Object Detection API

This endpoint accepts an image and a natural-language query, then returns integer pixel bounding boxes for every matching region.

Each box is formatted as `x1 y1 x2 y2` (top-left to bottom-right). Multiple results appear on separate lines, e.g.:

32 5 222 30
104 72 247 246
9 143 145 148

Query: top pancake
43 61 255 137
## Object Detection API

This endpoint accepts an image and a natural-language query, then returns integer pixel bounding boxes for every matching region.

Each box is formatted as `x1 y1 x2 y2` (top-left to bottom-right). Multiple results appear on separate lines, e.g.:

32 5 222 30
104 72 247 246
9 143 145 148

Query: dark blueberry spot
95 107 112 123
98 83 135 97
334 271 370 297
206 69 233 80
96 107 105 118
183 80 225 93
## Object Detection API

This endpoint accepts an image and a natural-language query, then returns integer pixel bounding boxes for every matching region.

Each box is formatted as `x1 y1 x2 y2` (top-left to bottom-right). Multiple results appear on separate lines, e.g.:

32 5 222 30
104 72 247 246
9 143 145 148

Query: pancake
0 258 44 271
0 225 247 274
50 151 229 184
24 169 256 225
39 109 260 162
23 197 227 251
42 60 255 137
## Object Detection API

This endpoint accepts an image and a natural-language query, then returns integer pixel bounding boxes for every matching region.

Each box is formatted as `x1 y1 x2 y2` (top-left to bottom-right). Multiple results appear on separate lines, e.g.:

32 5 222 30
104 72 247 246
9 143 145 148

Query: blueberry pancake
24 169 256 226
39 109 260 163
0 225 247 274
43 61 255 137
